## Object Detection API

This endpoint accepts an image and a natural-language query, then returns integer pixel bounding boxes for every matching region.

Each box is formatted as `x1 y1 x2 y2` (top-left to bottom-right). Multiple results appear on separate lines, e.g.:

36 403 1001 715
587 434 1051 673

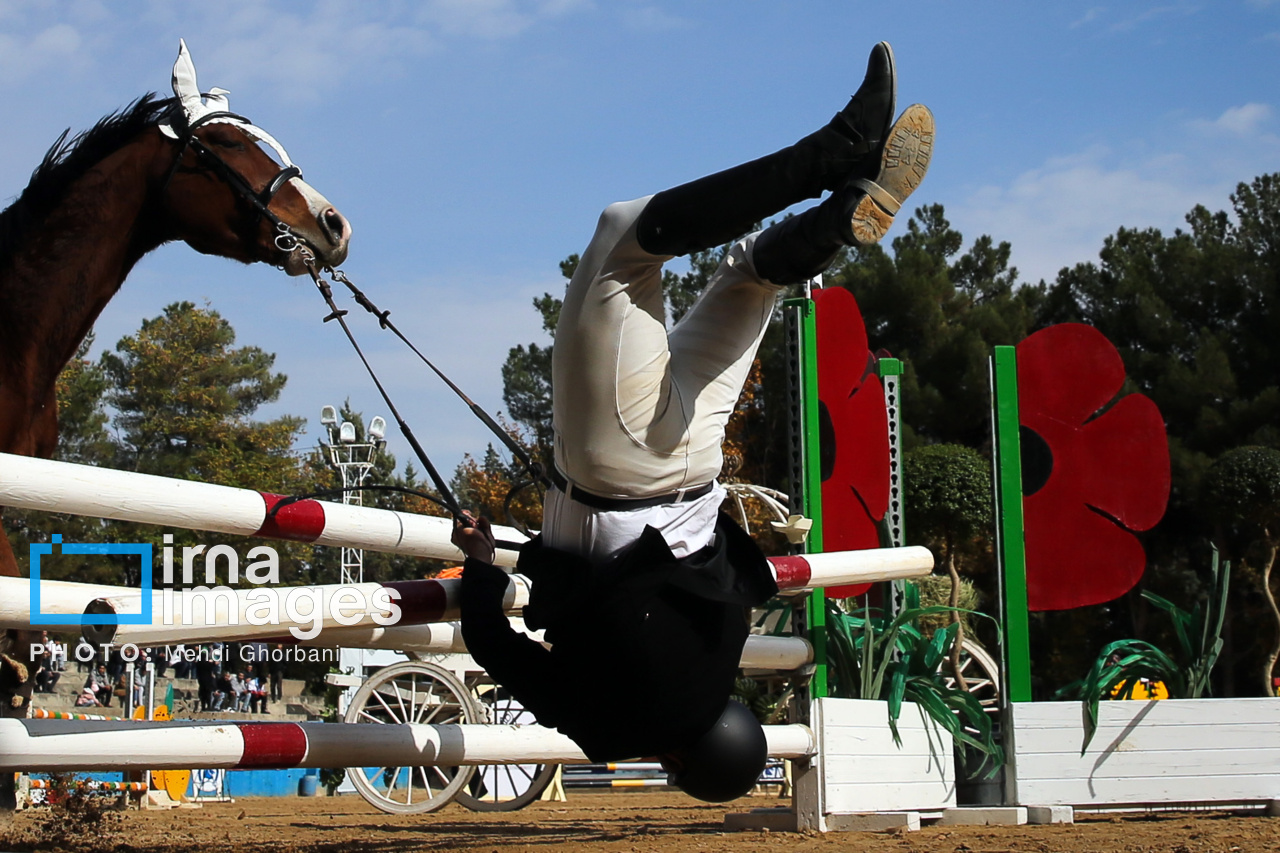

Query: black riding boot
635 42 897 258
753 102 937 284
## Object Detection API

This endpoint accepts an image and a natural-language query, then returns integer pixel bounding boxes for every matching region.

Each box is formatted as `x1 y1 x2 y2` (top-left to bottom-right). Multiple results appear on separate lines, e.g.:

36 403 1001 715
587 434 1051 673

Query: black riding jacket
459 513 777 762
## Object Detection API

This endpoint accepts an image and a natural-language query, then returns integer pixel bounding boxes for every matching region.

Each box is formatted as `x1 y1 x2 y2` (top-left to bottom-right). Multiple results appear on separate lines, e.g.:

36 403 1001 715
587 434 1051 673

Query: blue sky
2 1 1278 479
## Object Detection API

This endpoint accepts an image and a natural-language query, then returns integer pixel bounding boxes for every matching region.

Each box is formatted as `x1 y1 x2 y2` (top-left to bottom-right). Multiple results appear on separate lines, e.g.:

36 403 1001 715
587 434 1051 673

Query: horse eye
207 134 245 151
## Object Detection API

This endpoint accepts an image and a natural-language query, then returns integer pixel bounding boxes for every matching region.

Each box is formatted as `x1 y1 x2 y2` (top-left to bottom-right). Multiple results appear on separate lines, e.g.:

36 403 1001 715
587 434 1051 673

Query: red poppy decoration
815 287 891 597
1016 323 1170 611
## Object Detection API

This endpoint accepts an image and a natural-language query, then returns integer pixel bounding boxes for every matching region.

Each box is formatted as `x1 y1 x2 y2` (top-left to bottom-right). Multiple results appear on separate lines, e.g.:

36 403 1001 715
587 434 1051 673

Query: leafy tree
501 286 563 457
4 336 116 583
53 334 113 466
1039 173 1280 694
833 204 1045 449
1202 446 1280 695
13 302 323 588
101 301 301 490
903 444 993 686
450 419 545 535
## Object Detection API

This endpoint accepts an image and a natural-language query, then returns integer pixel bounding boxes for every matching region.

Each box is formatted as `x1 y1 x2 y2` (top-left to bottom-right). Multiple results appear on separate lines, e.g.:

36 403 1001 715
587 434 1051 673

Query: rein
301 262 544 549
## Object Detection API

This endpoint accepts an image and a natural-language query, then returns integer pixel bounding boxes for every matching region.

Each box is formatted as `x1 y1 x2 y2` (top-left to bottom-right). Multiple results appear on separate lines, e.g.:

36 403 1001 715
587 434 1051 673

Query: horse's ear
205 86 232 114
171 39 204 122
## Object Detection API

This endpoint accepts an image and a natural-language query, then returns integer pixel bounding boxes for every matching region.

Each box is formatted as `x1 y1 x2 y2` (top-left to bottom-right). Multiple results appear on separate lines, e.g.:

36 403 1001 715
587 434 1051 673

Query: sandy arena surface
2 792 1279 853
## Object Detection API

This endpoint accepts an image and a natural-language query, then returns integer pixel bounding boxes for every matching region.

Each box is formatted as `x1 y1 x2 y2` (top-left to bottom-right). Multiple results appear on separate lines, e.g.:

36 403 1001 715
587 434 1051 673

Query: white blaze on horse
0 41 352 718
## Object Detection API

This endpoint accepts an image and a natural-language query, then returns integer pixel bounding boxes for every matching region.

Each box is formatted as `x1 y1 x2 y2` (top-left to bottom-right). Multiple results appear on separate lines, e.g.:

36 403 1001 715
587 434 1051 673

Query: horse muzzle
280 180 352 275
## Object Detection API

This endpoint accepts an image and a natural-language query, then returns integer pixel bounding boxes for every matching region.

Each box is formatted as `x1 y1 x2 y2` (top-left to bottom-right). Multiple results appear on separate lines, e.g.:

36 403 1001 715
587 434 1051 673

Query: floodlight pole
318 408 386 690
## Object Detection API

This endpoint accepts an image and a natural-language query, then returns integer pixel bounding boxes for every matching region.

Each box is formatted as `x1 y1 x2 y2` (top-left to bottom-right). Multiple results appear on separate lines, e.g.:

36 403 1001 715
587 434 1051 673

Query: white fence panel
1012 698 1280 807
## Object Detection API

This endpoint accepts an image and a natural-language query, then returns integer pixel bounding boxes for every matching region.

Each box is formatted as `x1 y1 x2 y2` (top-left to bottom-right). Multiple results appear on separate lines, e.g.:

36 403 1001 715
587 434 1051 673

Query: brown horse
0 44 351 728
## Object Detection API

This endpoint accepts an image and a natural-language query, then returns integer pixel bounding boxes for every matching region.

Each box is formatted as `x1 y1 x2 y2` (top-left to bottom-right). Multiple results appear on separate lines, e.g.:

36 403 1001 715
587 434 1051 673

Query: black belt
547 467 716 511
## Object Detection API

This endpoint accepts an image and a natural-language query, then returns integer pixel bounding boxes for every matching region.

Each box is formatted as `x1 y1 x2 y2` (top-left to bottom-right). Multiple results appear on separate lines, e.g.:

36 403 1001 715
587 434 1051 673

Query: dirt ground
1 791 1278 853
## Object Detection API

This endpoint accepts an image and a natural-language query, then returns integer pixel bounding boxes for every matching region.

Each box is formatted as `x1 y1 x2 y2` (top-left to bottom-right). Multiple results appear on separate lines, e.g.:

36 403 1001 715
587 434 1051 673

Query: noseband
160 110 310 263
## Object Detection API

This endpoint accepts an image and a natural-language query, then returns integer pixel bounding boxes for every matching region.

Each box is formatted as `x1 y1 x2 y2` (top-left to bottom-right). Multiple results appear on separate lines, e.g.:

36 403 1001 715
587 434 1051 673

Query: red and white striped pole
0 452 931 584
278 623 815 670
0 451 526 567
0 718 815 772
5 541 930 646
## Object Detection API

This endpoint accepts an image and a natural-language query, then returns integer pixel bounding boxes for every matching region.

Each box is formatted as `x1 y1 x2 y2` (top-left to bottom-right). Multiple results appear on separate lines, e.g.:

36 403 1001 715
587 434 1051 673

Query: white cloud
0 23 82 81
416 0 535 39
1205 102 1273 135
126 0 591 102
956 147 1206 283
621 4 691 32
412 0 591 38
1069 2 1203 34
951 101 1280 284
1069 6 1105 28
1107 3 1201 33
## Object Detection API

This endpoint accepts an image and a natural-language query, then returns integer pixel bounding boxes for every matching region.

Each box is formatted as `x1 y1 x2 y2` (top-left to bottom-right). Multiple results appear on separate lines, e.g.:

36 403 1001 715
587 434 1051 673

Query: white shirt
541 482 725 564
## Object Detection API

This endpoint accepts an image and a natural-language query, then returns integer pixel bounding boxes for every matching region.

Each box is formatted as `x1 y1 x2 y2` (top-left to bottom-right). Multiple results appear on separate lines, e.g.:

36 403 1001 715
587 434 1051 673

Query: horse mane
0 93 177 268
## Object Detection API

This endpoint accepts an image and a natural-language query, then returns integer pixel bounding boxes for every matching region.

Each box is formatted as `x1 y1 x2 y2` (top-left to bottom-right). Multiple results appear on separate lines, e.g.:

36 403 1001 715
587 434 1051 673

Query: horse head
155 40 351 275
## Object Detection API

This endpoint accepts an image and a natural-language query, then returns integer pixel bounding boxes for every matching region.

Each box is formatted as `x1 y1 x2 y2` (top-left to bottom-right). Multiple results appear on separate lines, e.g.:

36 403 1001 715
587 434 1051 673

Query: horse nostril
321 208 348 244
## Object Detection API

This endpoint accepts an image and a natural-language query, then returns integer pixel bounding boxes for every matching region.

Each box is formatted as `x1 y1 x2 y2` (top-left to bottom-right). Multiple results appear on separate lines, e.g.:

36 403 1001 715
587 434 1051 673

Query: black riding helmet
661 699 767 802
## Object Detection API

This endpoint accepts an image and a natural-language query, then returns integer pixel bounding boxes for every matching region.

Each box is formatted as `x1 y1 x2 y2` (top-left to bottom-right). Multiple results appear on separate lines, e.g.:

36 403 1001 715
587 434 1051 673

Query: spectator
269 646 285 703
195 652 218 711
87 665 112 707
246 666 268 713
229 671 249 713
33 635 60 694
75 685 101 707
211 670 233 712
171 644 191 680
148 647 167 680
106 647 125 681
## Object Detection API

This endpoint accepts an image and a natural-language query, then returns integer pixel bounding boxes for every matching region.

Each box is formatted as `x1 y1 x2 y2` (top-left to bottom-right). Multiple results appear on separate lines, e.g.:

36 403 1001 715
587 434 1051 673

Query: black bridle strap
304 264 468 526
158 109 304 235
328 269 549 489
260 165 302 207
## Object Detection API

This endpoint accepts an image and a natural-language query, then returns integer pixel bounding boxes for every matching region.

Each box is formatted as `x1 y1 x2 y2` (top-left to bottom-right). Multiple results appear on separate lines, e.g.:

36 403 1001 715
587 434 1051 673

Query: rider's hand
451 511 496 565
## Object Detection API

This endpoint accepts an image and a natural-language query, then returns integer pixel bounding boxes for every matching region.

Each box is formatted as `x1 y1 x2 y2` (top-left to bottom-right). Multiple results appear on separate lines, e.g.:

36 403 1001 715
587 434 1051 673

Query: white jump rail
0 718 815 773
0 451 930 585
288 624 814 671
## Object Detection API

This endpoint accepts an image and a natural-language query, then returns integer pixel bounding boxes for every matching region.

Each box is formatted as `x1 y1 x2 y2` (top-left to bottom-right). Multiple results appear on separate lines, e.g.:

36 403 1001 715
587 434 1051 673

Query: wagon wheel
453 681 558 811
342 660 481 814
939 637 1001 716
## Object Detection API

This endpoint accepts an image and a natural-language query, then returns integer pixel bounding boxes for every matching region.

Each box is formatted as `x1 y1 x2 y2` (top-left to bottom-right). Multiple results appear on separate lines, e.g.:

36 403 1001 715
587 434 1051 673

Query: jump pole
6 544 929 645
0 451 930 584
0 718 815 773
0 451 528 566
275 623 815 671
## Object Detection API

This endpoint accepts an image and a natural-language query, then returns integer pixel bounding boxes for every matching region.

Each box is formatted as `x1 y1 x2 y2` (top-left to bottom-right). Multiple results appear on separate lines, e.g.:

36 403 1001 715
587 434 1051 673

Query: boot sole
849 103 935 245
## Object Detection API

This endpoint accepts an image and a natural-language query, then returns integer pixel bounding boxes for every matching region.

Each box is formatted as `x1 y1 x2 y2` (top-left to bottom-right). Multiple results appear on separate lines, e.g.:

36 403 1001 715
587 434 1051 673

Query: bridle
159 109 310 266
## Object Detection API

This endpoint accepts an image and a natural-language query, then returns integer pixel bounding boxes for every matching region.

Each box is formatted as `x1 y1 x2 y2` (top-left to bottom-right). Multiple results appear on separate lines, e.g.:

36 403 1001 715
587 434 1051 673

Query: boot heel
844 103 935 245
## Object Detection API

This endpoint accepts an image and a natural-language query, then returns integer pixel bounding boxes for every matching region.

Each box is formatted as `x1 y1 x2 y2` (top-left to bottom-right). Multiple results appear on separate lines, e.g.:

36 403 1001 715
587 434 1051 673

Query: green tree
832 204 1045 448
1039 173 1280 694
11 302 318 587
102 301 301 490
903 444 994 686
54 334 113 466
4 336 116 583
1202 446 1280 695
